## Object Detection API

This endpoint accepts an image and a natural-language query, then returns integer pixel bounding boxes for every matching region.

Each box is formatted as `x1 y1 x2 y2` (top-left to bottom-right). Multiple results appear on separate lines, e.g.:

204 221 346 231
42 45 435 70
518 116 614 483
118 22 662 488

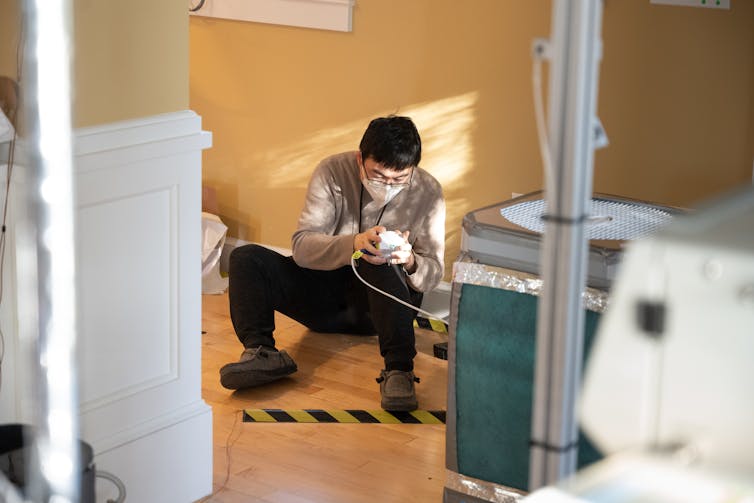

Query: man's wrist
403 251 418 274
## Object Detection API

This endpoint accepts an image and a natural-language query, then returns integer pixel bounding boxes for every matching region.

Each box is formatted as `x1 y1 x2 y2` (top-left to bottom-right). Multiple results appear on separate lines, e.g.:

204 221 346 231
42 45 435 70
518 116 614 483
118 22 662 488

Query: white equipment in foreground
524 185 754 502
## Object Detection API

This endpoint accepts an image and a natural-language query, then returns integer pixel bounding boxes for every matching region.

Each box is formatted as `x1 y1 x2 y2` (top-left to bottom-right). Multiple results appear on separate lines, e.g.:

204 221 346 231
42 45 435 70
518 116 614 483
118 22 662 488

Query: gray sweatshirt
291 151 445 293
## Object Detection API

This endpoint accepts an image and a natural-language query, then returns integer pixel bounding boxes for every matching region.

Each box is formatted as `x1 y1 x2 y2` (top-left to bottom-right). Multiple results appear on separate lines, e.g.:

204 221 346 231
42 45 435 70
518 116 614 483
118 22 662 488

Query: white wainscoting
0 111 213 502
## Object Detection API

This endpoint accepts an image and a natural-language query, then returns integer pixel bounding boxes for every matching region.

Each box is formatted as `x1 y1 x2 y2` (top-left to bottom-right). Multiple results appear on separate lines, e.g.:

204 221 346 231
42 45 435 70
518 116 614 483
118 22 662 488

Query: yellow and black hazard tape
243 409 446 424
414 317 448 334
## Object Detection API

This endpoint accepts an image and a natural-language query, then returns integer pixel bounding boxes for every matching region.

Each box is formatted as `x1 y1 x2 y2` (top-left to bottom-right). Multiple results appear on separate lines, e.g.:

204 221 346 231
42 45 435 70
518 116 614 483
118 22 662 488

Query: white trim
90 400 212 454
75 111 206 155
190 0 355 32
650 0 729 9
422 280 451 321
74 111 212 172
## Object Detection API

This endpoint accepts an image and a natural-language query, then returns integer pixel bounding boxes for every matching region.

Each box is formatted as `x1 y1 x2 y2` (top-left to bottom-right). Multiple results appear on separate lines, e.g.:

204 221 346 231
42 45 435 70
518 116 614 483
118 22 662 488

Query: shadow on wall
248 91 480 275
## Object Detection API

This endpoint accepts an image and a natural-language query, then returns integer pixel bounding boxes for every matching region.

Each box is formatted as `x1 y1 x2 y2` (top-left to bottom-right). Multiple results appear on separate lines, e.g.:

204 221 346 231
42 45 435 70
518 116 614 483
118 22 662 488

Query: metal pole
23 0 81 500
529 0 604 489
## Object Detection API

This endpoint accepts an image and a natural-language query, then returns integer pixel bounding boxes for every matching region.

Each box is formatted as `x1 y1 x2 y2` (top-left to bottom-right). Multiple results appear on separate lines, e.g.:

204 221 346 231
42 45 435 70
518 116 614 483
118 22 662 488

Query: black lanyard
358 185 387 233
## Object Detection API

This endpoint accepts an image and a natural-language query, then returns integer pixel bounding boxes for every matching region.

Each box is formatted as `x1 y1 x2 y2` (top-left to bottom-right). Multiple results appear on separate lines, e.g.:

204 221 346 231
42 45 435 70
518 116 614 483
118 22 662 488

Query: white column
529 0 604 489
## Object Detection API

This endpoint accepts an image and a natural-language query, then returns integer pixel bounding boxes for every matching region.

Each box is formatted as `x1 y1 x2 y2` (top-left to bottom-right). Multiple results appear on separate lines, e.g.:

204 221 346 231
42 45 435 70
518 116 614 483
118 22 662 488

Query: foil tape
445 470 524 502
453 260 608 313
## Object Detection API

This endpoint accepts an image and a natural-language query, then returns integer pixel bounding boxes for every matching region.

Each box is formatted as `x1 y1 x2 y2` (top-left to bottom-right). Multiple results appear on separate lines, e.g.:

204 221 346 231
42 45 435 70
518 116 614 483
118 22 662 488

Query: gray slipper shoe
220 346 297 390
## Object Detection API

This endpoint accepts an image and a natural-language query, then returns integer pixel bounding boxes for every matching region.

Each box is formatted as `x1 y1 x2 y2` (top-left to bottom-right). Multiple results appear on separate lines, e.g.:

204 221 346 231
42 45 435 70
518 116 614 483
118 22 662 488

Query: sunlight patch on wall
259 91 478 190
259 121 364 189
403 91 478 190
406 92 479 278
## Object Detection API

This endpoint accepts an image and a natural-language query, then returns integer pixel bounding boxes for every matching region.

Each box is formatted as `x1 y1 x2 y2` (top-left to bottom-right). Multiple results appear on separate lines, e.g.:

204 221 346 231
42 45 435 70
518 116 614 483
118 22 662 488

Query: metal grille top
500 198 674 240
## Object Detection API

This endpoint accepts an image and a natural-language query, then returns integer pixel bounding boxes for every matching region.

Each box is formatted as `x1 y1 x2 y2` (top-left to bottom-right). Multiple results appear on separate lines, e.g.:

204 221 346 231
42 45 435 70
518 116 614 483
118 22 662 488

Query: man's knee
361 264 410 294
229 244 273 273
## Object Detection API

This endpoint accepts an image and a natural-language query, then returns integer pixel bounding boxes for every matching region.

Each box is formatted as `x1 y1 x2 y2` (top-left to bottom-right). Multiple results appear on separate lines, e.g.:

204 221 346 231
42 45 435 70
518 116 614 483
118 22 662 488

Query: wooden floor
199 292 450 503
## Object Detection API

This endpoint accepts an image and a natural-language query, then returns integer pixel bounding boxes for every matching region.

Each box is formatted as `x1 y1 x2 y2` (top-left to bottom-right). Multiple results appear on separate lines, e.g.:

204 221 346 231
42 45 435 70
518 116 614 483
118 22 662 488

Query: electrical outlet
650 0 729 9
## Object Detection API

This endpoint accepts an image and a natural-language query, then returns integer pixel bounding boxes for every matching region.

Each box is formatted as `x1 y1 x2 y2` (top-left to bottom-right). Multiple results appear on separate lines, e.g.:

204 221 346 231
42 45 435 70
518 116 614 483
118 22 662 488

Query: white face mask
359 161 411 207
361 178 407 207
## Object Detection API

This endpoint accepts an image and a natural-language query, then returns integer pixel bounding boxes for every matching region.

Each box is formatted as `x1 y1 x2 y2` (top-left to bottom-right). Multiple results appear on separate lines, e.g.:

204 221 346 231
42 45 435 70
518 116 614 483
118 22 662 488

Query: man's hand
355 228 416 269
353 225 416 274
387 230 415 271
354 225 388 265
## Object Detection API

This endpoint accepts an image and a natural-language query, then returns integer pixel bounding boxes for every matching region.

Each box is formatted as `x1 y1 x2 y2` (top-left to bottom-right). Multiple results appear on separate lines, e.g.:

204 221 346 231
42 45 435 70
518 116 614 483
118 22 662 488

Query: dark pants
228 244 423 371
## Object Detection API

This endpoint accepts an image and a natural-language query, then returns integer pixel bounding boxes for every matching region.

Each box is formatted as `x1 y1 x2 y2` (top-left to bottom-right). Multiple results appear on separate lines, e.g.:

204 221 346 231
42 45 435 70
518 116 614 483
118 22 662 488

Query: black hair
359 115 421 171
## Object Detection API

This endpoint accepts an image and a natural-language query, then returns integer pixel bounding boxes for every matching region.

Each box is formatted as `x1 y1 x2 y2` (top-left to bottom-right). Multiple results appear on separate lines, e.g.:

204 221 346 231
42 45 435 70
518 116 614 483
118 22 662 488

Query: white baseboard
421 281 451 321
220 237 451 320
94 405 213 503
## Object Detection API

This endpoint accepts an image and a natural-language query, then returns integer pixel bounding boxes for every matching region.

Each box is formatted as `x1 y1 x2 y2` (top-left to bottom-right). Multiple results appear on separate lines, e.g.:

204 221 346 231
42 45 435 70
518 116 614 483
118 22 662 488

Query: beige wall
0 0 188 128
188 1 752 280
596 1 754 206
2 0 752 277
74 0 189 127
0 0 21 78
750 43 754 182
191 0 550 276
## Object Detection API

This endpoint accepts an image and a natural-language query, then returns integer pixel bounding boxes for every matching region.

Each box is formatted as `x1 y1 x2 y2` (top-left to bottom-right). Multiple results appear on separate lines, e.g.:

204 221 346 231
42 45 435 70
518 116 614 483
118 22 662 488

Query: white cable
350 258 449 323
532 56 556 197
96 470 127 503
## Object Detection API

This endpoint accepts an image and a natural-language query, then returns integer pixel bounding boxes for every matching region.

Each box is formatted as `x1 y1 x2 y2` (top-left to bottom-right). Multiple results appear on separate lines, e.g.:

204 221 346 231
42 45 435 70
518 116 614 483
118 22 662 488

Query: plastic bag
202 212 229 294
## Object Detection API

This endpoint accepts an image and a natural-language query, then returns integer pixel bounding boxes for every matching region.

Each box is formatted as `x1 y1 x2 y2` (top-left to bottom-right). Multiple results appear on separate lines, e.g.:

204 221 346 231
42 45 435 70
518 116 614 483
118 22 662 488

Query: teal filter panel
453 283 601 491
